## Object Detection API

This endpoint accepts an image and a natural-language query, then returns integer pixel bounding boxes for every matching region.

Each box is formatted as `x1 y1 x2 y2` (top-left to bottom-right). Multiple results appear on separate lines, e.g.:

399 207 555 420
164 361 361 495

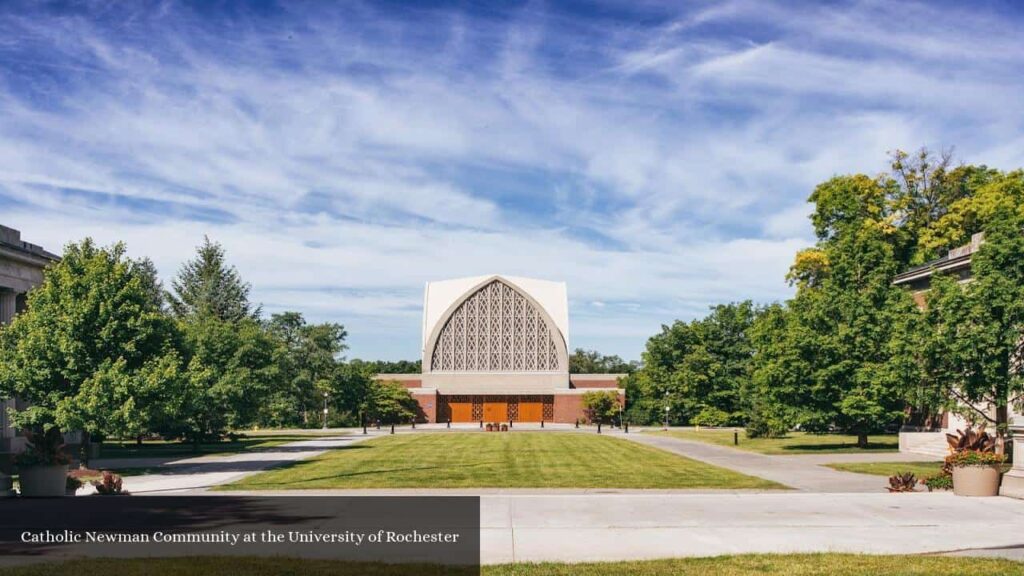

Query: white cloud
1 0 1022 360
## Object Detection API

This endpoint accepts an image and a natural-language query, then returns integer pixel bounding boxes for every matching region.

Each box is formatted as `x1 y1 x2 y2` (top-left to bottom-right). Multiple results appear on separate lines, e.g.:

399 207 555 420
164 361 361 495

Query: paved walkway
70 428 1024 563
621 432 936 492
86 434 379 494
480 492 1024 563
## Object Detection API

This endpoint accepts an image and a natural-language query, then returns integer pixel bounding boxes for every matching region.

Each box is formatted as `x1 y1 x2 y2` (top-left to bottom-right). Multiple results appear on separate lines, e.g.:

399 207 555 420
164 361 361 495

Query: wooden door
483 401 507 422
448 400 473 422
518 401 543 422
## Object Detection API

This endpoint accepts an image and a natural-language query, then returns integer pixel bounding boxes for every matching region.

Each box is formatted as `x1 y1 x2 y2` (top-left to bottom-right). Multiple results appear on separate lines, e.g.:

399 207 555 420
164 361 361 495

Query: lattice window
430 280 564 372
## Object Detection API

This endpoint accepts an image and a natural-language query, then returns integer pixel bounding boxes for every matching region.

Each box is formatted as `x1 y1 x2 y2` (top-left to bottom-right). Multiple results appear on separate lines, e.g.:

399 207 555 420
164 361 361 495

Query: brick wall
411 391 437 423
553 394 585 423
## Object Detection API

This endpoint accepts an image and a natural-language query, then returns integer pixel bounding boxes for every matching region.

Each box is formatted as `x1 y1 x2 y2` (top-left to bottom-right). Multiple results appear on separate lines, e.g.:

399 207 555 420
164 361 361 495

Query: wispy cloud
1 0 1022 360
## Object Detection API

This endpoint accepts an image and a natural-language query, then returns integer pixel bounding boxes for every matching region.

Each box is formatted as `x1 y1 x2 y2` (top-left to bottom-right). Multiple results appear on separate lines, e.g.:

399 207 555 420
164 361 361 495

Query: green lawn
98 433 339 459
825 461 944 478
220 432 784 490
2 555 1021 576
647 429 898 454
826 461 1011 477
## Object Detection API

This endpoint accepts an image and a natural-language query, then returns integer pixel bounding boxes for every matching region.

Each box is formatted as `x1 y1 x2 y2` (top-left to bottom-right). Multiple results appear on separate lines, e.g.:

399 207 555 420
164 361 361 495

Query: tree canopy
0 239 182 442
168 236 260 322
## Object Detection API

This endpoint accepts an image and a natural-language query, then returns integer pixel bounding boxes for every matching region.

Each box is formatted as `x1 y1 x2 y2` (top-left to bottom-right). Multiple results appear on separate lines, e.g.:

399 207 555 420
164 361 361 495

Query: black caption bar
0 496 480 575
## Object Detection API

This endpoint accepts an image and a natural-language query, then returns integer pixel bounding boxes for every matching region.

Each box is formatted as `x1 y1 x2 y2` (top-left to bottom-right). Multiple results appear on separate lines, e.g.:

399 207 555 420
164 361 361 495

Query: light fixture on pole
322 391 329 430
663 391 670 430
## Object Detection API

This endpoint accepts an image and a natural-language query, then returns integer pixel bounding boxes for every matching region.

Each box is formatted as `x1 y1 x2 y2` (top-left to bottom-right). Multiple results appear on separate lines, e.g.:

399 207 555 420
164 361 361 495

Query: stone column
0 290 16 496
1001 424 1024 498
0 289 15 324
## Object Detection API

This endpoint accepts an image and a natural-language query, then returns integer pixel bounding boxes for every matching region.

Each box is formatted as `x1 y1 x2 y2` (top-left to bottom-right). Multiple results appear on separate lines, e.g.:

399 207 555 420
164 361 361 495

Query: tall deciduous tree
264 312 347 427
0 240 182 447
165 317 283 444
768 175 912 446
624 302 757 426
899 200 1024 448
168 236 260 322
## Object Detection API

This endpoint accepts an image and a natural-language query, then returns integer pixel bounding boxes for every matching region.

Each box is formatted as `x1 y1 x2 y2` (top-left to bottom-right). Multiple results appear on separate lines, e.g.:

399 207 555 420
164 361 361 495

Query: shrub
945 427 996 453
692 407 730 428
92 471 129 495
582 391 620 424
745 411 789 439
887 472 918 492
946 450 1005 468
923 474 953 491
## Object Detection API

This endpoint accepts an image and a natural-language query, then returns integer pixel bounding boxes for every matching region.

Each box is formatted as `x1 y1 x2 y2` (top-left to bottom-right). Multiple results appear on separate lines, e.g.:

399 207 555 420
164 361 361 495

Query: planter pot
18 464 69 498
952 465 1001 497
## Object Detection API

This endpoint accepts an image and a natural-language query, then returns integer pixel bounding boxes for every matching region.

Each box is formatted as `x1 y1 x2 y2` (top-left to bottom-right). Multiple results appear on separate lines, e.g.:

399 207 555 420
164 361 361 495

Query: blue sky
2 0 1023 361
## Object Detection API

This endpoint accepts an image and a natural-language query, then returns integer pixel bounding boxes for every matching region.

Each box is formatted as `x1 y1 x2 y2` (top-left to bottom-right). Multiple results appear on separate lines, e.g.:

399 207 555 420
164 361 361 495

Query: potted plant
16 428 71 498
948 450 1005 497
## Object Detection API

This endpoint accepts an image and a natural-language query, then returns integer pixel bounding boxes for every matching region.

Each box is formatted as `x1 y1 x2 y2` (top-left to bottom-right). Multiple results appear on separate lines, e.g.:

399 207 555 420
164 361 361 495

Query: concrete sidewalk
86 434 380 494
480 492 1024 563
621 432 935 492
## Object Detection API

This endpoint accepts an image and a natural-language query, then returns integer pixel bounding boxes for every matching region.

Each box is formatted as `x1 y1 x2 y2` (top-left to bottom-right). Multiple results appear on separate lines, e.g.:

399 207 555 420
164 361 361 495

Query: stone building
0 225 59 493
378 275 624 424
892 232 1024 497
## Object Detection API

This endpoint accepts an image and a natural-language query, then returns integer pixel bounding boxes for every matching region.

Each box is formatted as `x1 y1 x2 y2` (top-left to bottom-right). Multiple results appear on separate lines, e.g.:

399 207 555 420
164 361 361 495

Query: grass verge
824 461 944 478
647 429 898 454
97 433 339 459
219 432 784 490
0 554 1020 576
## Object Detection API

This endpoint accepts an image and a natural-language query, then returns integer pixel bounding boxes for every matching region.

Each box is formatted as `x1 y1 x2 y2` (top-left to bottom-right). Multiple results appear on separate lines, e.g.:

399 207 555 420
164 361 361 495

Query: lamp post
663 391 670 431
322 391 329 430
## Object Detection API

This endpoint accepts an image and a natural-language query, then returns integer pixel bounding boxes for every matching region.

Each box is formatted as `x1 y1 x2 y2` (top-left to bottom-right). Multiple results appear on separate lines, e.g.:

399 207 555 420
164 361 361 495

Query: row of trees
624 150 1024 446
0 237 419 450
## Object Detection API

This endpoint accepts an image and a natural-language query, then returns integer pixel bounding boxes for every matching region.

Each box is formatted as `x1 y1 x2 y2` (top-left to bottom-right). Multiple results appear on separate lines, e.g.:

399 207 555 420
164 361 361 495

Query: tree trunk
857 432 868 449
995 405 1009 455
80 430 91 469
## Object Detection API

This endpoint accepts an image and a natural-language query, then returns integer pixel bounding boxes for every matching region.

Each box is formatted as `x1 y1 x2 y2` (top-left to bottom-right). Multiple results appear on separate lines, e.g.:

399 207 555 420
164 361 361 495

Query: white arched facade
423 276 568 373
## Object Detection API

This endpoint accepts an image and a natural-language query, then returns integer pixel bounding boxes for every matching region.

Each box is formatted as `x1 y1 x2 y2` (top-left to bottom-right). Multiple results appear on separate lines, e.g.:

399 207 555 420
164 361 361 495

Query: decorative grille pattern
542 398 554 421
430 280 563 372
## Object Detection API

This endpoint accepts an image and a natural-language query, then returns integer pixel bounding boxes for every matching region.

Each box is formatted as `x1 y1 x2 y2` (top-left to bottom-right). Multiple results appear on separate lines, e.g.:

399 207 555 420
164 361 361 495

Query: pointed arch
424 276 568 372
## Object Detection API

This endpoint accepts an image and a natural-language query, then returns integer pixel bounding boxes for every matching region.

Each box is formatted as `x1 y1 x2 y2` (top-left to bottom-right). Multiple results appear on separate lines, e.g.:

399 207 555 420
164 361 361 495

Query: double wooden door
483 400 507 422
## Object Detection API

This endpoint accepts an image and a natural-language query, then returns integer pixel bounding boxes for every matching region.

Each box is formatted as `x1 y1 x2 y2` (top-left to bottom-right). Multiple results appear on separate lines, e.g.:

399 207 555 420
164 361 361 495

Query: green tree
625 302 757 426
778 175 914 446
264 312 347 427
582 390 620 424
906 206 1024 446
168 236 260 322
568 349 638 374
165 317 283 444
0 239 182 452
364 380 418 425
745 304 800 437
